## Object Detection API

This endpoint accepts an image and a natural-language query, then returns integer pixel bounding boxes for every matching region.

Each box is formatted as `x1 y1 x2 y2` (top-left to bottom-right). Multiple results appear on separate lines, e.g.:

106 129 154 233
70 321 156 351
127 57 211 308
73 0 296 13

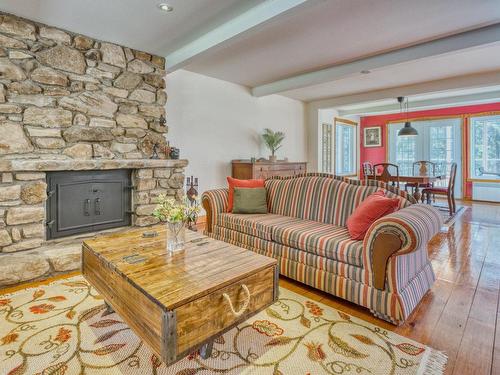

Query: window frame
467 113 500 183
333 117 358 177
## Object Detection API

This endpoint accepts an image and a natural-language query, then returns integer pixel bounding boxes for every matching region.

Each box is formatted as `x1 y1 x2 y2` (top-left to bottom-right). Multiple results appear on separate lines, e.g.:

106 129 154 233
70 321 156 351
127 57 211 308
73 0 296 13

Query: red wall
359 102 500 198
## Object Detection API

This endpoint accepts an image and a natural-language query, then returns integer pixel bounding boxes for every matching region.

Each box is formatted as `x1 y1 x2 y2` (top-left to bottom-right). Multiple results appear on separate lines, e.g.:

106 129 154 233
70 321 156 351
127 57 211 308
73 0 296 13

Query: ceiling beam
308 70 500 109
337 90 500 116
166 0 311 71
252 23 500 97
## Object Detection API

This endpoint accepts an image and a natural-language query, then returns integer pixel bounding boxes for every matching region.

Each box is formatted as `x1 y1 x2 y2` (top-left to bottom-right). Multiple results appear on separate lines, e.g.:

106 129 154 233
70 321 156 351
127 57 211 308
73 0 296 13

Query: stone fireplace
0 13 187 287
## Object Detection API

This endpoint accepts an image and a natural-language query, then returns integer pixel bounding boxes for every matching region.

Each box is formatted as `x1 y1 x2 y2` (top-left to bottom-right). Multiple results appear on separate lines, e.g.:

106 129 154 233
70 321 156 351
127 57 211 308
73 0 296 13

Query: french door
388 118 462 198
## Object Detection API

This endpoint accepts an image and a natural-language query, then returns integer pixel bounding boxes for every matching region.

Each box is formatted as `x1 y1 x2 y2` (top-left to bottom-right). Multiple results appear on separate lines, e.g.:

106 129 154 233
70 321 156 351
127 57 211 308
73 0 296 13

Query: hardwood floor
3 201 499 374
280 200 500 375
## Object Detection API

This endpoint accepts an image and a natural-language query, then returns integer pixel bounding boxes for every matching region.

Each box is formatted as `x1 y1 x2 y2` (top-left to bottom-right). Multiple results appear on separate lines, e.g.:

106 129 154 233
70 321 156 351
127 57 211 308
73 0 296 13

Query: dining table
367 174 446 202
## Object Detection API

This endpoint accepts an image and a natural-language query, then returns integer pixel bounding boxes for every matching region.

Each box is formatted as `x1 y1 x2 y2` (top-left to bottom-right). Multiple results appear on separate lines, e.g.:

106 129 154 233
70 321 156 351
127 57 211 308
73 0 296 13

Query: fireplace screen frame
46 170 132 240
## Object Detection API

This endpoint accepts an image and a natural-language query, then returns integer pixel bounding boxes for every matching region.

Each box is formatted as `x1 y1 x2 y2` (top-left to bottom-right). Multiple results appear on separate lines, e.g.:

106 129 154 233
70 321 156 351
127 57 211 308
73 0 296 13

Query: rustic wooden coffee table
82 225 278 365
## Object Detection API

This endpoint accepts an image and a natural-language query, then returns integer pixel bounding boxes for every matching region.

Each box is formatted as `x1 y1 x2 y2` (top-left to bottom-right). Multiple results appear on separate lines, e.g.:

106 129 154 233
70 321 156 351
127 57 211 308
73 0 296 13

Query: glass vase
166 221 186 253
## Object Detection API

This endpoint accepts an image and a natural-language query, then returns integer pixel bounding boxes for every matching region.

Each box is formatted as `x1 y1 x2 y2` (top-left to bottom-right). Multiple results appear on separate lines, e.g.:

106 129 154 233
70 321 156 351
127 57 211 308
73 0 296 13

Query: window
321 123 332 173
470 115 500 180
334 119 357 176
388 118 462 197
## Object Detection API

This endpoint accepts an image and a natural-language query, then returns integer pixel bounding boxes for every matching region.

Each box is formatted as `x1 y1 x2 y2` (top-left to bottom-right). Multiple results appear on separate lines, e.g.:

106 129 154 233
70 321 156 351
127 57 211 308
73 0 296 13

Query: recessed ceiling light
360 70 371 74
158 3 173 12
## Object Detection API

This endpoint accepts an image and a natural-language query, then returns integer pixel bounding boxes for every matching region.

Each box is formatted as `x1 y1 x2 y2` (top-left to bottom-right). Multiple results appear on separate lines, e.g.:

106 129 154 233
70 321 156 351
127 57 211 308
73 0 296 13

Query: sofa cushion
346 190 400 240
271 219 364 267
217 213 302 241
227 177 264 212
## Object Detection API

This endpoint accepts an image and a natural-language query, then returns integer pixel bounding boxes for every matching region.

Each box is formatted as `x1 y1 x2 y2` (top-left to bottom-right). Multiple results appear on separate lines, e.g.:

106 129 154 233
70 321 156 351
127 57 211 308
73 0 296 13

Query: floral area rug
0 276 447 375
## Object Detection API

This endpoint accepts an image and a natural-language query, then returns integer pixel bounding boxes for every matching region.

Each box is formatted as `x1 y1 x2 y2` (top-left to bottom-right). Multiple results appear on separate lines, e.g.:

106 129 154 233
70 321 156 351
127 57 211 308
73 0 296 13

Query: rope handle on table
222 284 251 317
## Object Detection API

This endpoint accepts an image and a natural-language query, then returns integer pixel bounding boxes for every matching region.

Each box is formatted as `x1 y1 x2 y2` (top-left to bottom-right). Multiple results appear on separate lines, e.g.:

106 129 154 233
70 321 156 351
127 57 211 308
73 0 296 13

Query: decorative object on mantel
152 194 200 252
186 176 200 231
169 147 180 159
150 143 160 159
232 160 306 179
363 126 382 147
262 128 285 162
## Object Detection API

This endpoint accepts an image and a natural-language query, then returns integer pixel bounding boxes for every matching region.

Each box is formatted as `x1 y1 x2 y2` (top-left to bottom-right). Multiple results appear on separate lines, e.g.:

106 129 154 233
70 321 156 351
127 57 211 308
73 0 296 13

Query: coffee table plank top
83 225 277 310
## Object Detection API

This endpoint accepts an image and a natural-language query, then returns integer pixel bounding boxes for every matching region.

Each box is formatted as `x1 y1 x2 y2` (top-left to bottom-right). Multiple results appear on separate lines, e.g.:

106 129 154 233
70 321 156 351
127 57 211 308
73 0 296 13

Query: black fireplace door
46 170 131 239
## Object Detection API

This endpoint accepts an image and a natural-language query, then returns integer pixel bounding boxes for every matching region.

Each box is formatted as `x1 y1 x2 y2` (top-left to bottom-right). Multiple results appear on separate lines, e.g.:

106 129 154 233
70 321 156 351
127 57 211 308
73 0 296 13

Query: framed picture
363 126 382 147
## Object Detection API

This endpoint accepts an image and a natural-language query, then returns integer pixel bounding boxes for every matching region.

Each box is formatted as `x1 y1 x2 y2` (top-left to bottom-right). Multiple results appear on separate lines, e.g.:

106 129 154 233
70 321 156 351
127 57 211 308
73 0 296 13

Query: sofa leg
369 309 401 326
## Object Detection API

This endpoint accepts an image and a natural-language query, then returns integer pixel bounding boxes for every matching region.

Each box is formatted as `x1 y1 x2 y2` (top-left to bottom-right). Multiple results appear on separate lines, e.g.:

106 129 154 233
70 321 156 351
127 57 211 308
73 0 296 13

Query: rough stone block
2 238 44 252
89 117 116 128
136 169 153 178
0 229 12 247
38 45 86 74
135 215 159 227
39 26 71 44
128 59 154 74
44 245 81 272
23 107 72 128
135 204 157 216
22 223 45 238
133 191 149 205
116 113 148 129
33 137 66 149
0 58 27 80
101 42 126 68
8 81 42 95
129 89 155 103
11 227 21 242
31 67 68 86
0 121 34 155
15 172 45 181
62 143 92 159
154 169 171 178
111 142 137 154
6 206 44 225
1 173 13 183
136 178 156 191
0 185 21 201
21 182 47 204
0 253 49 286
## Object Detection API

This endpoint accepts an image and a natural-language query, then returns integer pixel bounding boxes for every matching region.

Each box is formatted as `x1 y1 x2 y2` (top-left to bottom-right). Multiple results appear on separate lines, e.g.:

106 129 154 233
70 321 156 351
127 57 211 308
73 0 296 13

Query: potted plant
153 195 200 252
262 128 285 162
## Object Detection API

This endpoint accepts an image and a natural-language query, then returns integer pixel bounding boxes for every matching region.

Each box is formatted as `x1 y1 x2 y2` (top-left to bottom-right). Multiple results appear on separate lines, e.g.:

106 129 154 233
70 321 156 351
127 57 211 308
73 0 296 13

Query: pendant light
397 96 418 136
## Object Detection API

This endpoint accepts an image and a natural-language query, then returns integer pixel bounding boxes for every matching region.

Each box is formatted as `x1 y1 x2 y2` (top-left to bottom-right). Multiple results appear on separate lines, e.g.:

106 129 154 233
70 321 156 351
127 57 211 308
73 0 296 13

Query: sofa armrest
363 204 443 289
201 189 229 233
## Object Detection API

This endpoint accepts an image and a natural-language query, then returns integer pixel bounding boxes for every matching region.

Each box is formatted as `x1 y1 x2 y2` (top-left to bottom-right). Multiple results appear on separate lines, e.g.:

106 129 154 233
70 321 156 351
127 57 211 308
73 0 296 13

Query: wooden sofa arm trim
201 196 213 233
372 232 403 290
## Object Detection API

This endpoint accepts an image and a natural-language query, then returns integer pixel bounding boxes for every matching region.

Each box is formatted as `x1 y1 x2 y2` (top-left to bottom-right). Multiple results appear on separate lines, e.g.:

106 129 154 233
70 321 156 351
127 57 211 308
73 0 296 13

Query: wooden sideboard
232 160 307 179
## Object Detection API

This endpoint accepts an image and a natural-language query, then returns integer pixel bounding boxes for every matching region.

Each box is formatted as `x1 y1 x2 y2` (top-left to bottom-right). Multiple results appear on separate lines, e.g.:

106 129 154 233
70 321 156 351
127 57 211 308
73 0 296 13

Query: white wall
166 69 307 196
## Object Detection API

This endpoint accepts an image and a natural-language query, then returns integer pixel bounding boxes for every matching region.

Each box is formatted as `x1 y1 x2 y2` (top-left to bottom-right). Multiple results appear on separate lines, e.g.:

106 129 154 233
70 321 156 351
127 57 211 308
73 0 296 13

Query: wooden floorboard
5 200 500 374
280 200 500 375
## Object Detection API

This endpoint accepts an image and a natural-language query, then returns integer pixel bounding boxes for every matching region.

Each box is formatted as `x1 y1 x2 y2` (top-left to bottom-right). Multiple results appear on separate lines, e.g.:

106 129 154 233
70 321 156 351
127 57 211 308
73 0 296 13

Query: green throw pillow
232 187 268 214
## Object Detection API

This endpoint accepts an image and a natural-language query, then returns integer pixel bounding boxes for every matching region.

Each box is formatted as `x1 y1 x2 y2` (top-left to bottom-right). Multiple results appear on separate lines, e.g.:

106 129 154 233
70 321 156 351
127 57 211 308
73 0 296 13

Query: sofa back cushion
265 174 412 226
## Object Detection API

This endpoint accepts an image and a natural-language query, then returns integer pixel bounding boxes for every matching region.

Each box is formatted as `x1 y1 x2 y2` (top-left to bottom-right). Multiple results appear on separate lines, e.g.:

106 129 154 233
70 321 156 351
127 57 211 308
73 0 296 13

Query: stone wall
0 12 188 288
0 12 168 160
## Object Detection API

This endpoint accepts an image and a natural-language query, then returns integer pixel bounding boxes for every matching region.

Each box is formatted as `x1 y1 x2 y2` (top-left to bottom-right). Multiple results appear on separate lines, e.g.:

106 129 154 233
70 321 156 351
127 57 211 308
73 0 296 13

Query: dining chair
421 162 457 215
362 162 374 181
373 163 400 189
405 161 437 193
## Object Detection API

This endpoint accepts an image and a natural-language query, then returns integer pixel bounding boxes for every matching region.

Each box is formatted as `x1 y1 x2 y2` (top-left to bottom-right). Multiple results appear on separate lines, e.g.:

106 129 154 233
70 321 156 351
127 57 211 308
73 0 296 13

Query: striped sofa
202 174 442 324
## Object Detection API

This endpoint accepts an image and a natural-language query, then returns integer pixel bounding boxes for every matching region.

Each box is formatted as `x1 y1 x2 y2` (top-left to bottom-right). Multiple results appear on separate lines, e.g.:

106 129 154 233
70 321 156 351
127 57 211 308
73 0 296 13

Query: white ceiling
280 43 500 101
1 0 499 104
184 0 500 86
0 0 264 55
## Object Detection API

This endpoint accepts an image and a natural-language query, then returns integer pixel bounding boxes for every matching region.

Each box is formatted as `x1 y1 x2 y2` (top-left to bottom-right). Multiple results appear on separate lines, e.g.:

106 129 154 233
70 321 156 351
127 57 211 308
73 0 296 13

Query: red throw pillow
227 177 265 212
346 190 399 240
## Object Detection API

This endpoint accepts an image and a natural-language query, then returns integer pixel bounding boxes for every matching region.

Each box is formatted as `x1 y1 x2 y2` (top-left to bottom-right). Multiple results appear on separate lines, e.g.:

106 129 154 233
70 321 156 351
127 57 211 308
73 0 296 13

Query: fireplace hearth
46 170 132 239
